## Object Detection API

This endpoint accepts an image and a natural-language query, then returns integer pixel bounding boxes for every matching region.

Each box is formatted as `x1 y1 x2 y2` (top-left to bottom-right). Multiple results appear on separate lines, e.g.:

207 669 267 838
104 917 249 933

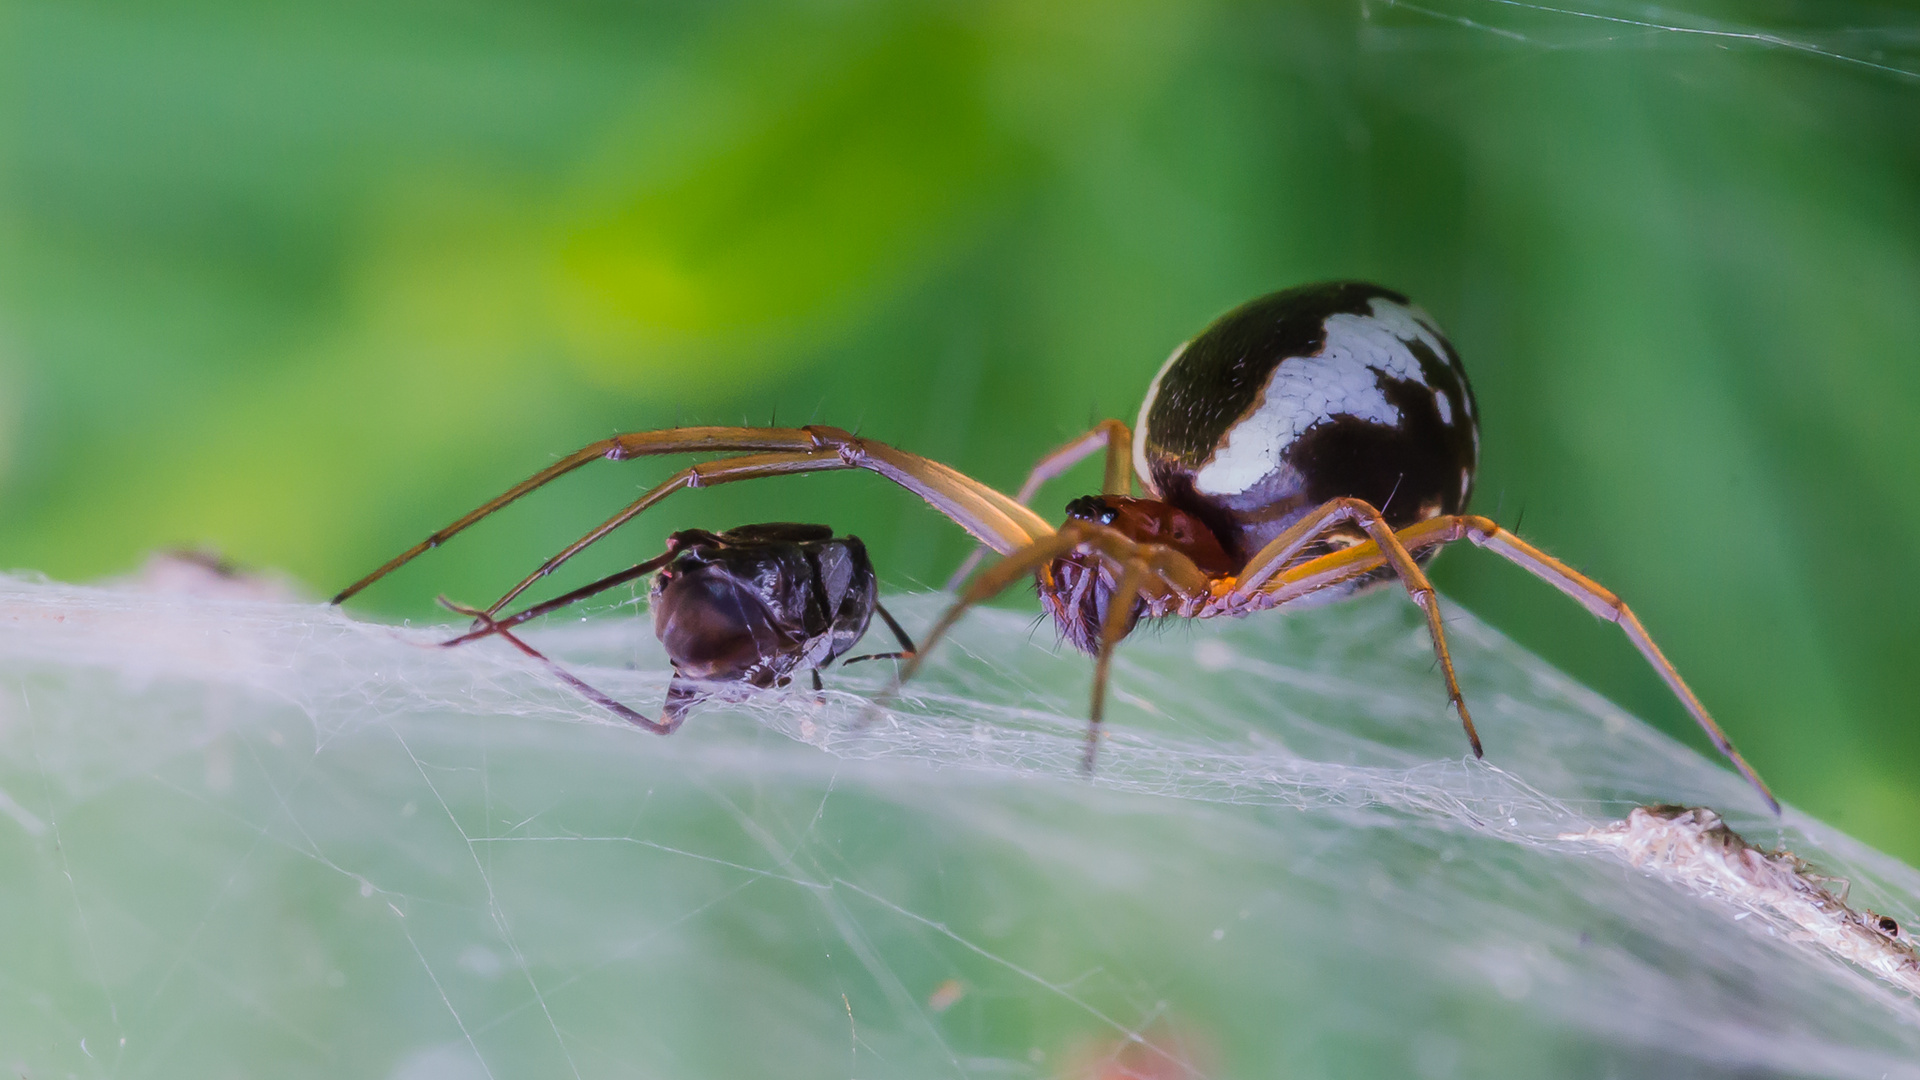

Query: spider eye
1878 915 1900 935
1064 495 1118 525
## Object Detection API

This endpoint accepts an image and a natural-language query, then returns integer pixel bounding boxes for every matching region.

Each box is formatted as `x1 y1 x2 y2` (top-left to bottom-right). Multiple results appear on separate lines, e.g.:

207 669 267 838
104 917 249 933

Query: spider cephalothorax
335 280 1778 812
1044 495 1232 654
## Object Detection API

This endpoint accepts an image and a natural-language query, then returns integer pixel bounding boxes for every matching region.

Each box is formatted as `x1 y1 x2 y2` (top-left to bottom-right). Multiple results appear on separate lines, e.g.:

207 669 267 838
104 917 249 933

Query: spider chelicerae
333 280 1778 813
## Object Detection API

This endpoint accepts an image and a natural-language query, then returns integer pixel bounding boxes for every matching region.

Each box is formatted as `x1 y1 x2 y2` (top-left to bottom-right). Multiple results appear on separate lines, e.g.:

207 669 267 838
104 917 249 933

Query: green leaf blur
2 0 1917 857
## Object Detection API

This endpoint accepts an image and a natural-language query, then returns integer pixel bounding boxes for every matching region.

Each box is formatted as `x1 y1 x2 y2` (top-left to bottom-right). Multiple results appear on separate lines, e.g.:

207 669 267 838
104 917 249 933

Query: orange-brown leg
1013 419 1136 504
1244 515 1470 607
337 427 834 603
1462 518 1779 813
1230 516 1487 616
477 450 850 617
908 521 1208 685
1243 514 1779 813
884 522 1212 774
1086 553 1152 772
1224 499 1479 756
906 523 1110 688
334 425 1052 605
947 419 1134 590
472 442 1061 618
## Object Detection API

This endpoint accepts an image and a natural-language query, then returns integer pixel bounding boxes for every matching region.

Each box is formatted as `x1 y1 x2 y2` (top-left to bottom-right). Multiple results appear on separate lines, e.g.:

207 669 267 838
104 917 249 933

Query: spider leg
334 425 1051 605
885 523 1209 757
1086 552 1153 773
1224 498 1479 757
1247 515 1468 604
1459 516 1780 814
913 520 1207 677
475 451 841 616
1244 514 1780 814
439 547 678 647
477 440 1049 619
946 420 1134 591
905 523 1105 688
336 427 819 604
1014 419 1137 503
437 599 678 734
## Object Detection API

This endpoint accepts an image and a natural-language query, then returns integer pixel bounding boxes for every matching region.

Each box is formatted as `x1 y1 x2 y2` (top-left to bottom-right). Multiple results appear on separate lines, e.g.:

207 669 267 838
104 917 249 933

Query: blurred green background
1 0 1917 856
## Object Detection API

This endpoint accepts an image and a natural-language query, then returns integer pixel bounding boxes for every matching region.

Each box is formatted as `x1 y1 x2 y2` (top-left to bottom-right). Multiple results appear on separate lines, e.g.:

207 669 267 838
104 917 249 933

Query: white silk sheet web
2 574 1919 1079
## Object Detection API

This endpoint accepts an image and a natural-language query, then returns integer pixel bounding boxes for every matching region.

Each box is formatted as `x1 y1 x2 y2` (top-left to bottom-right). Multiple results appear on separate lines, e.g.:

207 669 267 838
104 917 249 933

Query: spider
331 280 1776 812
423 524 915 731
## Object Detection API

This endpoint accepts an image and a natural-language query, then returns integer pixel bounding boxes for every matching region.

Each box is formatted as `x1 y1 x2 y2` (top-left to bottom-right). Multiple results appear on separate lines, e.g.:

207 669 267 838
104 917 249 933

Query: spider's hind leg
1244 512 1781 814
1460 517 1780 813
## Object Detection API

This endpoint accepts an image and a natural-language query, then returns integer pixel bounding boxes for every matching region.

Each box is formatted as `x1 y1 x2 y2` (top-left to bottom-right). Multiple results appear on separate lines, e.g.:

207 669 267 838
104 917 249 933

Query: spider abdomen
1133 282 1480 567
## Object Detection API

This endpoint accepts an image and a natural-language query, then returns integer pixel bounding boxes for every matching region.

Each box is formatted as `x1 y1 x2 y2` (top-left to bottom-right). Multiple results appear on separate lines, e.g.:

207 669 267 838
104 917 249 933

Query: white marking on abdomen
1193 298 1448 497
1133 341 1186 497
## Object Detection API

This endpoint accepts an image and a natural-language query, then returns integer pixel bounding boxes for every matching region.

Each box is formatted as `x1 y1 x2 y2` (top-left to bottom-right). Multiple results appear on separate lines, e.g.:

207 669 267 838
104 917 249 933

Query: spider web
2 0 1917 1070
3 571 1920 1079
1366 0 1920 81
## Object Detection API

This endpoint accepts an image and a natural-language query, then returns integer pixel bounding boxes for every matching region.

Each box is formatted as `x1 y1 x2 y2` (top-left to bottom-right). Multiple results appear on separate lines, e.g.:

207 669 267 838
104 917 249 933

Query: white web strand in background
3 574 1920 1078
1365 0 1920 81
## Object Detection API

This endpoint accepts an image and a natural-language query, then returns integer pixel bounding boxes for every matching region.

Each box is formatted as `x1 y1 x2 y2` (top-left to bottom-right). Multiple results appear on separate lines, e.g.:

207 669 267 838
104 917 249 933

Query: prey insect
413 524 912 731
332 281 1776 811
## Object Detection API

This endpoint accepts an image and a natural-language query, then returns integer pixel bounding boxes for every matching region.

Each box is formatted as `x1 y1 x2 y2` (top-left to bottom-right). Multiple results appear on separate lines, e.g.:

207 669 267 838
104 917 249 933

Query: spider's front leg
946 420 1135 591
895 519 1210 769
479 442 1046 618
1081 542 1209 771
333 424 1051 609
